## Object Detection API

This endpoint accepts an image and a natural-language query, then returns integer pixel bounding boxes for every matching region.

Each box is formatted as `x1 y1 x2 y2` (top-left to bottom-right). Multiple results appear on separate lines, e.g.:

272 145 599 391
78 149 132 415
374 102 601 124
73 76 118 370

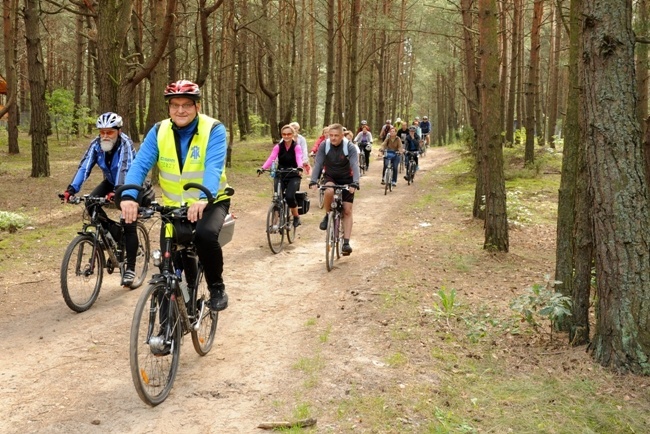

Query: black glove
350 182 359 190
309 181 318 188
257 168 263 176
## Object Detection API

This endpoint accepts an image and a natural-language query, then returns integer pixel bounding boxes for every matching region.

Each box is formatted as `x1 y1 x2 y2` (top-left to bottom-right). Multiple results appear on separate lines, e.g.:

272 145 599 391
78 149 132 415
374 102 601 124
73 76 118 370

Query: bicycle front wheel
191 265 218 356
130 282 182 406
60 235 103 313
384 168 391 195
266 203 284 254
286 205 296 244
359 153 366 175
318 188 325 209
129 222 151 289
325 211 336 271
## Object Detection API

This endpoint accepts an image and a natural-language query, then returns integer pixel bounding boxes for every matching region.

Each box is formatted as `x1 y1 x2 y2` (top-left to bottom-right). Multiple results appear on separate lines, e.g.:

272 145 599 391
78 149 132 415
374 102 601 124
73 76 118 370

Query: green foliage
510 277 572 334
506 189 533 227
435 287 458 317
245 113 270 138
0 211 29 232
46 89 94 143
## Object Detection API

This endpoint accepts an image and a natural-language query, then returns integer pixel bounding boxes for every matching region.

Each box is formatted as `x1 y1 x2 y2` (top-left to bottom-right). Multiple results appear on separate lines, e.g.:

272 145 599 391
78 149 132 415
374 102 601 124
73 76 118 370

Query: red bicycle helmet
164 80 201 101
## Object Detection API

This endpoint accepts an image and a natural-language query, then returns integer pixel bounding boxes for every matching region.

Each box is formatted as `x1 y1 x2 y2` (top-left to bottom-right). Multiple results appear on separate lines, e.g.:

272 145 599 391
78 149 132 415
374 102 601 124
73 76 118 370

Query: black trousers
275 175 301 209
165 199 230 288
90 180 138 270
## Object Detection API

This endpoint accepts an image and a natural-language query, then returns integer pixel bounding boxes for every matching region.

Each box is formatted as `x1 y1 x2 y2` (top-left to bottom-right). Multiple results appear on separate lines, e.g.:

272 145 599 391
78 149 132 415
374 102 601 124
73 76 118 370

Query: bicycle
420 134 429 156
126 182 235 406
404 151 419 185
382 151 398 195
59 194 151 313
320 184 349 271
260 167 303 254
357 147 366 175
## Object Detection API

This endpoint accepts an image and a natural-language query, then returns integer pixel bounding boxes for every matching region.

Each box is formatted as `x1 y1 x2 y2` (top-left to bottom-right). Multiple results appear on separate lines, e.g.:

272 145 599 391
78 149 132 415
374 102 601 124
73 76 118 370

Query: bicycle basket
296 191 310 215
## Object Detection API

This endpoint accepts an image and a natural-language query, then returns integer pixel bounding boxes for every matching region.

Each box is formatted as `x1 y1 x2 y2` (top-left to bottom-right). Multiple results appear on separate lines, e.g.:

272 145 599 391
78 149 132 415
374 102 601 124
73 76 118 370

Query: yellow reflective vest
156 114 228 206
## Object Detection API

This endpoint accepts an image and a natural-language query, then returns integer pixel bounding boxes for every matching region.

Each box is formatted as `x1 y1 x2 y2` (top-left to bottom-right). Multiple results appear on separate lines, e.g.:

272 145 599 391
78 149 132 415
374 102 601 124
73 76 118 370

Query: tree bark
323 0 335 126
479 0 508 252
524 0 544 164
3 0 19 154
546 3 561 148
556 0 582 334
505 0 521 146
636 0 649 134
24 0 50 177
582 0 650 373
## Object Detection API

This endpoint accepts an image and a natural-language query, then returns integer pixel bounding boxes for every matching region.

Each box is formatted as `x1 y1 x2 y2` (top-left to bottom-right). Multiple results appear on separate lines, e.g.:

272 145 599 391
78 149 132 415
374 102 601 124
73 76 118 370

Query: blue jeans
383 153 400 184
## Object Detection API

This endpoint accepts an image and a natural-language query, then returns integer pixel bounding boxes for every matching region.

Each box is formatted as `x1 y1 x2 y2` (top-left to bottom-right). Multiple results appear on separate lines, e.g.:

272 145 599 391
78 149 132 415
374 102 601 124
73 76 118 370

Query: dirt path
0 147 453 433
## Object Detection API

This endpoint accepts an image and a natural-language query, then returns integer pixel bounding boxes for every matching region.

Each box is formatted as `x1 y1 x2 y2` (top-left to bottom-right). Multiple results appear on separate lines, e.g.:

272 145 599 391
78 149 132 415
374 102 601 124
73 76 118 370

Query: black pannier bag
296 191 310 215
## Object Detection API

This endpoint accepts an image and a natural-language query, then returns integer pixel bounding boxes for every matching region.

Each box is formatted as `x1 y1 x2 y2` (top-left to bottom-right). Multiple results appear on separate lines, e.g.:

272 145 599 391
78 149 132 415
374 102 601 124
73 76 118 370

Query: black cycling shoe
209 283 228 311
319 214 329 231
293 216 301 227
341 243 353 256
121 268 136 288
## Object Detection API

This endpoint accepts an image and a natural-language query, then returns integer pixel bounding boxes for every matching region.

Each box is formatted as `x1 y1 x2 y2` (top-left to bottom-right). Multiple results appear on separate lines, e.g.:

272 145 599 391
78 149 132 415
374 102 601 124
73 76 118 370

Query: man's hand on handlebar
187 201 208 223
106 192 115 202
309 181 318 190
120 199 140 224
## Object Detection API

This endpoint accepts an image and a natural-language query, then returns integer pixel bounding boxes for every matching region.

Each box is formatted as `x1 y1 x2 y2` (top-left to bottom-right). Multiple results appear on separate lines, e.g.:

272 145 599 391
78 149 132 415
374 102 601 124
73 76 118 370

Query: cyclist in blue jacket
61 112 139 287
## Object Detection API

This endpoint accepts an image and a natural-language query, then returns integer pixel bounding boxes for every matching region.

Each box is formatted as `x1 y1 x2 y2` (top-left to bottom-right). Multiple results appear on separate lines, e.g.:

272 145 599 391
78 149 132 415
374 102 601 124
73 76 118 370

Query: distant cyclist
356 119 371 134
259 124 307 227
420 116 431 148
379 119 392 141
61 112 139 287
289 122 311 175
353 124 373 171
403 126 420 180
380 126 403 187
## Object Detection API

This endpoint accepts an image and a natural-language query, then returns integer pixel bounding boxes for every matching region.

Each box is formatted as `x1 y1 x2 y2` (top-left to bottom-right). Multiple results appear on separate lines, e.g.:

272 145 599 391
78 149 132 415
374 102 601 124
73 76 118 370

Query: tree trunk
546 3 561 148
144 0 168 136
479 0 508 252
24 0 50 177
505 0 521 146
524 0 544 164
73 9 85 137
3 0 19 154
556 0 582 333
636 0 649 134
582 0 650 373
323 0 335 126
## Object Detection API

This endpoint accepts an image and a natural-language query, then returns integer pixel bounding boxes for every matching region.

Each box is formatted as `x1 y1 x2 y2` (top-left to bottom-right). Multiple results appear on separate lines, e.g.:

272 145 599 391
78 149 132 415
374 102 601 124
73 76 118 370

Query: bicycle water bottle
270 161 277 178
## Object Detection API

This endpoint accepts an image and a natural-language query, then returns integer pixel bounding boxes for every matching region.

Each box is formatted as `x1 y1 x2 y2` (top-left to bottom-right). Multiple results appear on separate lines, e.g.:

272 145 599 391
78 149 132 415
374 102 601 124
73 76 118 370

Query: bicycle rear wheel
325 211 336 271
130 282 181 406
191 265 218 356
266 203 284 253
359 153 366 175
335 214 342 259
60 235 103 313
129 222 151 289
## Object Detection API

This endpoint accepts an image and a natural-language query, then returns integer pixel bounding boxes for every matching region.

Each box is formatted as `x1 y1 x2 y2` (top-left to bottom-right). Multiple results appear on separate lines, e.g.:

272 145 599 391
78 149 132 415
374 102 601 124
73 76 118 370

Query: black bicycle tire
266 203 284 254
384 166 390 195
60 235 103 313
129 222 151 289
335 213 342 259
191 265 218 356
326 211 336 271
286 203 296 244
130 282 182 406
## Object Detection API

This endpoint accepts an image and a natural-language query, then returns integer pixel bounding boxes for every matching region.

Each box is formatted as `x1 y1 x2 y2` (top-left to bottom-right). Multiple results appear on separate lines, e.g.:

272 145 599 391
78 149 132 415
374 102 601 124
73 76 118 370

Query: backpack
324 138 352 158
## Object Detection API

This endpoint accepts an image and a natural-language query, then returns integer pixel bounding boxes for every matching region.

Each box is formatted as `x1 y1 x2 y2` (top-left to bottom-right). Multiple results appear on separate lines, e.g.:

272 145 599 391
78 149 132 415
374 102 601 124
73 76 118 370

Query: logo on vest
190 145 201 160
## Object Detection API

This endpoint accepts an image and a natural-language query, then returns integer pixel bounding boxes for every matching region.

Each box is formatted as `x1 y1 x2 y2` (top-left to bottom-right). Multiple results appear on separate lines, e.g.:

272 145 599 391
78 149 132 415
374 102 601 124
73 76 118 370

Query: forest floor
0 139 649 433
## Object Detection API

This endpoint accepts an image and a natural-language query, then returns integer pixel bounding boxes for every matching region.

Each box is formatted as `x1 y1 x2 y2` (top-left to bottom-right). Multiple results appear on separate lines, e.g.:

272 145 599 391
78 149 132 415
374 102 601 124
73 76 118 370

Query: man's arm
202 122 228 198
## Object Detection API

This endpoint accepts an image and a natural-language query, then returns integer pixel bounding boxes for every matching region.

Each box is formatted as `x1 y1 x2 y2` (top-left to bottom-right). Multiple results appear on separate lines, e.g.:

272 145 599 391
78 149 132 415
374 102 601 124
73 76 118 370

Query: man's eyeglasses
169 103 195 111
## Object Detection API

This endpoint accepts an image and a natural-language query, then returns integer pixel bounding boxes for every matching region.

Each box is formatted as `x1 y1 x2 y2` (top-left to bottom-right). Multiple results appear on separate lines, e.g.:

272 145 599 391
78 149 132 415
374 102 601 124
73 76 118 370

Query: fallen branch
257 418 317 430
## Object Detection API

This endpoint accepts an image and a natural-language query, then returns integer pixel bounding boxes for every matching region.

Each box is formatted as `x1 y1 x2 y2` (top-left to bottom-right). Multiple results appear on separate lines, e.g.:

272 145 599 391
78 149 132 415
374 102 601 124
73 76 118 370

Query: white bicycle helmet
361 120 367 125
96 112 123 129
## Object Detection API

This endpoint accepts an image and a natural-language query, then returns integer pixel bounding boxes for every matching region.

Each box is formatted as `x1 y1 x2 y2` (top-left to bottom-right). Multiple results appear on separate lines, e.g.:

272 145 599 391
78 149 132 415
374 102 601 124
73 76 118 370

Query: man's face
169 97 199 127
329 129 343 145
99 128 118 152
